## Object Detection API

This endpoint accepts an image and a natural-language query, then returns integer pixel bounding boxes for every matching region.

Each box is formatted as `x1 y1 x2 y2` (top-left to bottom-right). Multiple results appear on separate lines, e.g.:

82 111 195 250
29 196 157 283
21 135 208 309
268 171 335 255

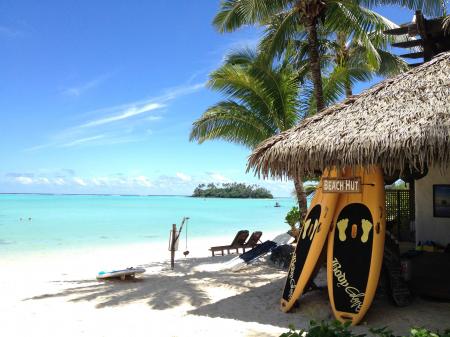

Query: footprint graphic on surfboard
326 165 385 326
336 218 373 243
281 168 340 313
331 204 374 315
282 204 322 303
302 218 321 241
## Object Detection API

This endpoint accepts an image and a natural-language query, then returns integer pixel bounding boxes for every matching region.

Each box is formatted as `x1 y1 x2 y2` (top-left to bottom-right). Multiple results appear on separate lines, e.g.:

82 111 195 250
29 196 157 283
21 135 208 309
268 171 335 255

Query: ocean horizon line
0 192 189 197
0 192 293 198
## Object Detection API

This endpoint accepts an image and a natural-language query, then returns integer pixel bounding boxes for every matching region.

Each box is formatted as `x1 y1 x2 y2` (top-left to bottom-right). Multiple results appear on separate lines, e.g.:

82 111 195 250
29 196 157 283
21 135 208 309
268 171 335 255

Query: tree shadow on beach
189 277 332 329
188 268 450 334
22 256 450 334
24 256 284 311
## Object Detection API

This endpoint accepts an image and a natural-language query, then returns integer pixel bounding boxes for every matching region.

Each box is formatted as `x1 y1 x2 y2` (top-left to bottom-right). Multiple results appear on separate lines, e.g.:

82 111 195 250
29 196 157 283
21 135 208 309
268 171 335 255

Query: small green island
192 183 273 199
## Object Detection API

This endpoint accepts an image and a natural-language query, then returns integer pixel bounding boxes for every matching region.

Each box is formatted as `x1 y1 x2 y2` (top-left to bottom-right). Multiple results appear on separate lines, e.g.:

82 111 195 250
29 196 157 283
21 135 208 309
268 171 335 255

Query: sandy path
0 237 449 337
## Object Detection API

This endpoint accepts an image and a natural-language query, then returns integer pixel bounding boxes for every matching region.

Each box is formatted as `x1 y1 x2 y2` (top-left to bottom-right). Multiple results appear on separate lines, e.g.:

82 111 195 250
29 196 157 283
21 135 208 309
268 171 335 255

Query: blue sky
0 1 447 196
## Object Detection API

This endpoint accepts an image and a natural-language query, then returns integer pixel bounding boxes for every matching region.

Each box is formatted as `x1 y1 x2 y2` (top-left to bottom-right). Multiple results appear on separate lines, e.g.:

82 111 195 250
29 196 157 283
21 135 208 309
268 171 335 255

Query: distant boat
274 202 281 208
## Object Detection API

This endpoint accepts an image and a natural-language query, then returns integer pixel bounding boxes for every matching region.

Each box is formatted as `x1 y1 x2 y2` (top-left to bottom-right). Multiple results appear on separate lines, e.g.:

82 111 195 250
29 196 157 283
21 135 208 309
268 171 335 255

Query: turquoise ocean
0 194 298 256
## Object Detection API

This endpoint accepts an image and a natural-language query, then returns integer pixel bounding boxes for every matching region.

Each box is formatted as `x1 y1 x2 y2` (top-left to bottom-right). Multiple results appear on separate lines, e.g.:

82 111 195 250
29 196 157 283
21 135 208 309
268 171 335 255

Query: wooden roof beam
400 52 424 59
384 26 409 35
392 39 423 48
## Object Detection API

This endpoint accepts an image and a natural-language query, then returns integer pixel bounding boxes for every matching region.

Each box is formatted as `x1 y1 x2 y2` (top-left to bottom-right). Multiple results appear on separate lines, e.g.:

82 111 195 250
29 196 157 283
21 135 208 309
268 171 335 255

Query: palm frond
212 0 291 32
444 15 450 34
326 2 399 68
323 66 353 101
375 49 409 76
224 48 258 65
258 9 303 60
298 81 316 117
327 2 396 41
213 0 247 33
358 0 444 17
191 47 302 149
190 101 276 148
208 63 274 120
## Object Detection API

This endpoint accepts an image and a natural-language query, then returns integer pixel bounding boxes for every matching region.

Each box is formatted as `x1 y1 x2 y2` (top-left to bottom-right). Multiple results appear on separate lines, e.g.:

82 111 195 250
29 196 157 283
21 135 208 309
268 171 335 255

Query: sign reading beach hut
323 178 361 193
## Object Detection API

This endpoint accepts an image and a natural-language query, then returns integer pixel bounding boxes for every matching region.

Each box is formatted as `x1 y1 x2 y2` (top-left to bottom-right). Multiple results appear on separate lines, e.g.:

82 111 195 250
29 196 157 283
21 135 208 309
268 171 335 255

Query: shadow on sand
24 257 450 333
24 256 283 311
189 277 332 329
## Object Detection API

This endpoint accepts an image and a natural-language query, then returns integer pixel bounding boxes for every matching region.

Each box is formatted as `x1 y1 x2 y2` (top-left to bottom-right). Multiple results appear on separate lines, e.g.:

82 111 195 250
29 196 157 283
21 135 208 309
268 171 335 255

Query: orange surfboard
280 168 340 312
327 166 386 325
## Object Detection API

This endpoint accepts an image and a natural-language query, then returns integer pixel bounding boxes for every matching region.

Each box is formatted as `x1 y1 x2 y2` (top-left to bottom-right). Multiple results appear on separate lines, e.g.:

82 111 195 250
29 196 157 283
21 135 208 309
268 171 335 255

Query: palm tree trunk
305 18 325 113
336 32 352 97
294 177 308 221
345 79 352 97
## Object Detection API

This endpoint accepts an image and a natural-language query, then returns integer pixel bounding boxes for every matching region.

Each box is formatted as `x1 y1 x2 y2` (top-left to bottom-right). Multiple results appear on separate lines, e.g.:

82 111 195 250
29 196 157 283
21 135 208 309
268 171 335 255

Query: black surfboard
331 203 373 314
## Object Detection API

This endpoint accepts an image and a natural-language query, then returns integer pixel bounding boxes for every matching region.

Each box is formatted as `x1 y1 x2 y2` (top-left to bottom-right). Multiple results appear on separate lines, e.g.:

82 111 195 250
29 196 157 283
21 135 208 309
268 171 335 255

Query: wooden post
170 224 177 270
397 190 401 239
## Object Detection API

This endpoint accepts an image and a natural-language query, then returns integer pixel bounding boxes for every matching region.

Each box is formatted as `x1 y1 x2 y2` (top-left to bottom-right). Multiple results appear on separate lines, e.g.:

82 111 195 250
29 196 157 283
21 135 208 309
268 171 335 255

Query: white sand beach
1 235 449 337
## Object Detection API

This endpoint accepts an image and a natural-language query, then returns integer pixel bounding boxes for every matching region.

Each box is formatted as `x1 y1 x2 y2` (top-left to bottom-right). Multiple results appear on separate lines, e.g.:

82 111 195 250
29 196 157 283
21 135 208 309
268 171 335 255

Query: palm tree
258 19 407 118
213 0 443 113
190 49 309 217
260 14 407 101
285 30 408 116
330 32 408 97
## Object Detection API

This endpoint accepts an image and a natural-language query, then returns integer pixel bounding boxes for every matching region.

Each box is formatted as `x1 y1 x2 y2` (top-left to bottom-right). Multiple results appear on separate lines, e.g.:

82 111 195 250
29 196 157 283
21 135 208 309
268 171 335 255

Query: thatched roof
248 51 450 179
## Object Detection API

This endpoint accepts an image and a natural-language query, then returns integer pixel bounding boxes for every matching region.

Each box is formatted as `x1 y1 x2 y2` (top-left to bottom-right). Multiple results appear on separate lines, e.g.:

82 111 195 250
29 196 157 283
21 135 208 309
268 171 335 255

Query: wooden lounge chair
242 231 263 252
210 230 249 256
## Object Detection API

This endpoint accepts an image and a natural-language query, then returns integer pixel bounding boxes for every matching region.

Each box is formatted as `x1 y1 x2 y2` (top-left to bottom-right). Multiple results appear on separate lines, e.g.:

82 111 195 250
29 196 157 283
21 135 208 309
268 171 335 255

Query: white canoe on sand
96 267 145 280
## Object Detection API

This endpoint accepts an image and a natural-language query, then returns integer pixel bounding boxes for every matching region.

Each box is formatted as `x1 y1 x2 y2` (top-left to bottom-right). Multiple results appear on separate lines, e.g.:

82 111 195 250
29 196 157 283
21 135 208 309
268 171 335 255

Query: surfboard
280 168 340 312
96 267 146 280
327 166 386 325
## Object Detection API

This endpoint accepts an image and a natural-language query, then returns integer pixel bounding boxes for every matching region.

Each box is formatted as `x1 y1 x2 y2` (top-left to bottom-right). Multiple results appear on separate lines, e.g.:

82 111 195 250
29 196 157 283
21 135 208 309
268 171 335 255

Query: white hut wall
415 166 450 246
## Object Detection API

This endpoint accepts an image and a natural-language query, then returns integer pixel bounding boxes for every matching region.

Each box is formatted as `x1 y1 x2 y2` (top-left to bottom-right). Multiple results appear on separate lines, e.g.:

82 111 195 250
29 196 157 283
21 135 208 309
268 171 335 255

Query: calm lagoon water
0 194 297 256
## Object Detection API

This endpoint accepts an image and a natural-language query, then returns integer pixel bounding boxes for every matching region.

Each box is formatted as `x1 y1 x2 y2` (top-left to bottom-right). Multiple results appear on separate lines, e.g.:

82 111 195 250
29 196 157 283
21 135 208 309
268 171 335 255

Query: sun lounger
240 240 277 263
220 232 293 271
242 231 263 251
210 230 249 256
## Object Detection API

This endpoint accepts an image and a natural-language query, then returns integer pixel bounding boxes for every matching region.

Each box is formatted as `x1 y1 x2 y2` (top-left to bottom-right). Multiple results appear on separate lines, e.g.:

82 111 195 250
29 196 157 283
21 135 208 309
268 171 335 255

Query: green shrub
285 206 301 238
280 321 450 337
285 207 301 227
280 320 358 337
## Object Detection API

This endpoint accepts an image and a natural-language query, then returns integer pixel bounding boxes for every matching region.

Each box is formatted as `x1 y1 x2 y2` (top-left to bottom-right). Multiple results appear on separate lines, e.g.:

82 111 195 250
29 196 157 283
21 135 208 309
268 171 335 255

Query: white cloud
134 175 152 187
26 81 205 152
209 173 231 183
5 170 294 196
61 135 106 147
176 172 192 182
8 173 189 191
9 172 71 186
91 178 102 186
81 103 165 128
73 177 87 186
62 74 110 97
15 176 34 185
76 82 204 130
24 143 54 152
91 177 110 186
116 177 128 185
53 178 66 185
162 82 205 100
146 116 162 121
36 177 50 184
13 176 50 185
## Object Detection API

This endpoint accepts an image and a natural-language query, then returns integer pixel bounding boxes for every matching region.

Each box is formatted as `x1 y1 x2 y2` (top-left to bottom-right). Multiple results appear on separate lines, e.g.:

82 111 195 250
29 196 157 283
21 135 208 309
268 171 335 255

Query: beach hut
248 51 450 248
